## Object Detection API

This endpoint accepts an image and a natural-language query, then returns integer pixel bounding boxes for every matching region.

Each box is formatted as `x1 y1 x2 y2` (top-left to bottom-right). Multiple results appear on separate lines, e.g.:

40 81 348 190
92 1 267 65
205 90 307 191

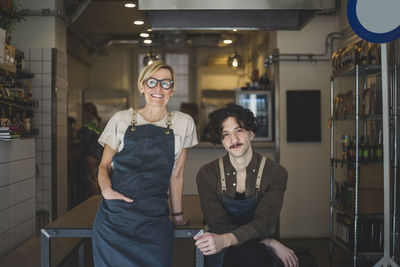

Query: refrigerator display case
236 89 273 141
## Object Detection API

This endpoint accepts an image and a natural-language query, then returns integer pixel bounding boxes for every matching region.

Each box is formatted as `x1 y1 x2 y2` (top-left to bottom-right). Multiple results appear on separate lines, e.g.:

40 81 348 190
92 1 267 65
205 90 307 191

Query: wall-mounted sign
347 0 400 43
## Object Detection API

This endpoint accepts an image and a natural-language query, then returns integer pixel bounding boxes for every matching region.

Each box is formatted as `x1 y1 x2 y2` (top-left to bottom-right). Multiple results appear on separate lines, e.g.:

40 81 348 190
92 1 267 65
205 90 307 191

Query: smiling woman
91 61 198 267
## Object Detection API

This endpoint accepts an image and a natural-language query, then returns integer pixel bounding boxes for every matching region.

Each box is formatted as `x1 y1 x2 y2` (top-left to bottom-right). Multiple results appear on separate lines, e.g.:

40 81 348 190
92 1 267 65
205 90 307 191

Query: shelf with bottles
0 65 36 139
331 40 381 78
0 103 36 139
336 133 384 165
333 87 382 121
0 78 34 107
333 208 384 256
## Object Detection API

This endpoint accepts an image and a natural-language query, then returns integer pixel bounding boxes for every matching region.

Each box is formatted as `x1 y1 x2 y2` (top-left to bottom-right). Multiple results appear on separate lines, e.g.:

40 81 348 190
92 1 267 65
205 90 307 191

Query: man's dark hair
208 104 258 144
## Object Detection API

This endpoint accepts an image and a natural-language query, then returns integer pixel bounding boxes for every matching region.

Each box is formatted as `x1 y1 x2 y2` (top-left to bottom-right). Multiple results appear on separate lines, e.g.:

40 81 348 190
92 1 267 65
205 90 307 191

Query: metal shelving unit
329 64 399 266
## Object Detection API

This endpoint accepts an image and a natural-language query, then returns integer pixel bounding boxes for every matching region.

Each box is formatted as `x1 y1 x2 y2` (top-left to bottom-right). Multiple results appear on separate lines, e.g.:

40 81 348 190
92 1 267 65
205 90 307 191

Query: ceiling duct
139 0 324 30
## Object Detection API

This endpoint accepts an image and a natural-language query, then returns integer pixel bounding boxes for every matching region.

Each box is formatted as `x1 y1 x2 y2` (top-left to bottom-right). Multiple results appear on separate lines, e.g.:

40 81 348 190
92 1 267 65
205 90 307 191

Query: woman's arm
169 148 189 225
98 145 133 202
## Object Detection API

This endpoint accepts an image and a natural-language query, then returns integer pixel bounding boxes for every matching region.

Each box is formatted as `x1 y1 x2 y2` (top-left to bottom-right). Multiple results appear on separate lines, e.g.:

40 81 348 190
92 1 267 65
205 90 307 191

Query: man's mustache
229 143 243 149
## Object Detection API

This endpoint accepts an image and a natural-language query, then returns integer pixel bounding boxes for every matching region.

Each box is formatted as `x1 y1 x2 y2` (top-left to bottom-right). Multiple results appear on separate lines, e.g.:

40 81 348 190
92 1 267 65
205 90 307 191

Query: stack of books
0 126 22 141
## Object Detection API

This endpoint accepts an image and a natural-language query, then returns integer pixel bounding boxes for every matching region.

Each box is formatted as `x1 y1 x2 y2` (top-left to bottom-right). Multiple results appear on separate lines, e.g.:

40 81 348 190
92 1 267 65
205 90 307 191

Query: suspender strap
256 156 267 192
219 155 266 194
219 158 227 193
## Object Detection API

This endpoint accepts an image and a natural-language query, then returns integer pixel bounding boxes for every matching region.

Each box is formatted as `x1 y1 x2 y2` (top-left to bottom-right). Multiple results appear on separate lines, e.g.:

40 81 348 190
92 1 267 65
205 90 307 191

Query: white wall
88 48 134 92
13 18 55 48
276 15 340 238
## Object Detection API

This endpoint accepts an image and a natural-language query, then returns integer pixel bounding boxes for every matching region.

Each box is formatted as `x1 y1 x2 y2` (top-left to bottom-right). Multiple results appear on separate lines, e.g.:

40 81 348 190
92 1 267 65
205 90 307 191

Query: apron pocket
99 199 136 240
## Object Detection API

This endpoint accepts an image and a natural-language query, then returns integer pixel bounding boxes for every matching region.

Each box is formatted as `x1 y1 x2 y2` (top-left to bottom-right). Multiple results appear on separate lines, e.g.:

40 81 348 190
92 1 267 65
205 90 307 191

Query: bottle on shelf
350 136 356 160
369 135 376 162
376 130 383 161
359 136 364 160
362 135 370 161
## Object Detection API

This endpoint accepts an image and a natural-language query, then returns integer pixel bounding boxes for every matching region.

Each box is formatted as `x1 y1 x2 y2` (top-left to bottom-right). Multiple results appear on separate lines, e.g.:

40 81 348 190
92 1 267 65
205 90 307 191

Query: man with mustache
195 104 298 267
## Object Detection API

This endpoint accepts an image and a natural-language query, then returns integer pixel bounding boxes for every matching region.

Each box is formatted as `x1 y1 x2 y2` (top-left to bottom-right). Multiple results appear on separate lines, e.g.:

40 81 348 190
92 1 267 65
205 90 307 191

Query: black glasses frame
145 78 174 90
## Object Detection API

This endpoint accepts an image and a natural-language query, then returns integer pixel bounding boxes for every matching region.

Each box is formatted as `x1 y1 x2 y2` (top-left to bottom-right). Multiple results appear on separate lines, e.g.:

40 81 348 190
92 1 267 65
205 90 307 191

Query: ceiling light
143 39 152 44
228 52 242 69
140 33 150 38
233 29 237 32
143 52 159 66
223 39 233 44
124 2 136 8
147 29 153 32
134 20 144 25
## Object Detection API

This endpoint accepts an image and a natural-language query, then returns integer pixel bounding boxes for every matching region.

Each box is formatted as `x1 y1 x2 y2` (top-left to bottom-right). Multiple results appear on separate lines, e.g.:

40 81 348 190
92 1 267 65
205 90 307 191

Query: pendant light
227 32 242 69
143 52 159 66
228 52 242 68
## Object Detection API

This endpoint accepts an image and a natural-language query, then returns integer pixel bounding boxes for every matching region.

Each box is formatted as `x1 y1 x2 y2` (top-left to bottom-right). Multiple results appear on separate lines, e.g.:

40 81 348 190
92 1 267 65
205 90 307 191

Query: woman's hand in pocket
102 187 133 203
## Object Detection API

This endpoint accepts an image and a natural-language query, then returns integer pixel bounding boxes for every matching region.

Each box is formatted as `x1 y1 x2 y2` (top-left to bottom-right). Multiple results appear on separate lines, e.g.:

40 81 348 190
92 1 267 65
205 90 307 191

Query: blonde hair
137 61 177 92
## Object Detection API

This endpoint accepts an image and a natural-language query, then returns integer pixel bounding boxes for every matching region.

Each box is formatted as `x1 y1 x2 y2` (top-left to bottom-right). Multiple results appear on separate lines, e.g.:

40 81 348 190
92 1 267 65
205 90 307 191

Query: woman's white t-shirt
98 108 198 167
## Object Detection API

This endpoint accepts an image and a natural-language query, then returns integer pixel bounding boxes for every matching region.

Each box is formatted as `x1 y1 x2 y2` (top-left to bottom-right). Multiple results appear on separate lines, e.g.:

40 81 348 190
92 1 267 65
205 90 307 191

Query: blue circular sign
347 0 400 43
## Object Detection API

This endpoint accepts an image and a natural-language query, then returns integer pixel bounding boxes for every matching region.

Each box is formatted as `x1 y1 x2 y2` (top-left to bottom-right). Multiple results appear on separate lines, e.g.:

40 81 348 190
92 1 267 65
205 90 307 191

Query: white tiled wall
0 139 36 257
19 48 69 222
23 48 54 219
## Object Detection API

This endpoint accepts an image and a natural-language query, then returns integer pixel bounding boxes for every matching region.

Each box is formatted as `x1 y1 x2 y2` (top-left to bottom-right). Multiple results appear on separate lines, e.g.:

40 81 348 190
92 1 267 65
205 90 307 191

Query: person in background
77 102 103 201
195 104 298 267
92 61 198 266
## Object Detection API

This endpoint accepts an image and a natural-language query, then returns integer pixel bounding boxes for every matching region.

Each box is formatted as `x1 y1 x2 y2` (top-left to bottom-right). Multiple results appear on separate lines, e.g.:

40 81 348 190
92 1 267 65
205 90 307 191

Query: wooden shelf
333 204 384 219
0 62 16 74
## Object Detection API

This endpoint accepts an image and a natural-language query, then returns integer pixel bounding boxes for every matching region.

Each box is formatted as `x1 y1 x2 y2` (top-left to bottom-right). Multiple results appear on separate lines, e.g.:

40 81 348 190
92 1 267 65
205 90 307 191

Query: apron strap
219 158 227 193
131 110 173 134
130 109 138 131
256 156 267 192
165 112 173 134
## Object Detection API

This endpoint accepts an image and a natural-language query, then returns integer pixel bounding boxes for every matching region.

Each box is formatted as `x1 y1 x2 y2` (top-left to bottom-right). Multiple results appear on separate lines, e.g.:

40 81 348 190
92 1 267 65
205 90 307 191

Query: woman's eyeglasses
145 78 174 90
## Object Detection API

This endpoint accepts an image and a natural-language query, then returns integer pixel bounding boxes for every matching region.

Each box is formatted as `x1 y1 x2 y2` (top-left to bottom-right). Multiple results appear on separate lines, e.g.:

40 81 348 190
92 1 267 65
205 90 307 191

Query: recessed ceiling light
143 39 152 44
233 29 237 32
134 20 144 25
223 39 233 44
124 3 136 8
140 33 150 38
147 29 153 32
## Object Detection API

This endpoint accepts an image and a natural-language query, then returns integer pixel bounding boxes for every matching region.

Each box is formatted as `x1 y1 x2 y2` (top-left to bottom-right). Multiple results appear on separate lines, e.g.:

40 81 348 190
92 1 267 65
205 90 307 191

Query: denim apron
92 110 175 267
205 156 272 267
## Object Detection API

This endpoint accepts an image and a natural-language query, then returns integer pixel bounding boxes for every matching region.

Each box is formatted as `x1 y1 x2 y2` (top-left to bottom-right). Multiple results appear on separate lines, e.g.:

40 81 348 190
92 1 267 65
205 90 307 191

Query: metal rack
329 64 399 266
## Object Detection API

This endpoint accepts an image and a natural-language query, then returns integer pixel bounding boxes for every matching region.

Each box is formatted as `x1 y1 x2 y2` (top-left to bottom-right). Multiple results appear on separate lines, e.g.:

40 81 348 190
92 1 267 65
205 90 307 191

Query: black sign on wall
286 90 321 142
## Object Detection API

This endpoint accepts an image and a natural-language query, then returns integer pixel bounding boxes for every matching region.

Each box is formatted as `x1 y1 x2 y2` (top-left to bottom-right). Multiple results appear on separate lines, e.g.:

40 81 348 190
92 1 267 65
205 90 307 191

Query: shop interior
0 0 399 266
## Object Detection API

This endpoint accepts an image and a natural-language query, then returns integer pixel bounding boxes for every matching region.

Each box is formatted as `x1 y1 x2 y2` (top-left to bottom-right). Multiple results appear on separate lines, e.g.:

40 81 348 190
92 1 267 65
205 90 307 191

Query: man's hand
261 238 299 267
194 233 237 255
102 187 133 203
